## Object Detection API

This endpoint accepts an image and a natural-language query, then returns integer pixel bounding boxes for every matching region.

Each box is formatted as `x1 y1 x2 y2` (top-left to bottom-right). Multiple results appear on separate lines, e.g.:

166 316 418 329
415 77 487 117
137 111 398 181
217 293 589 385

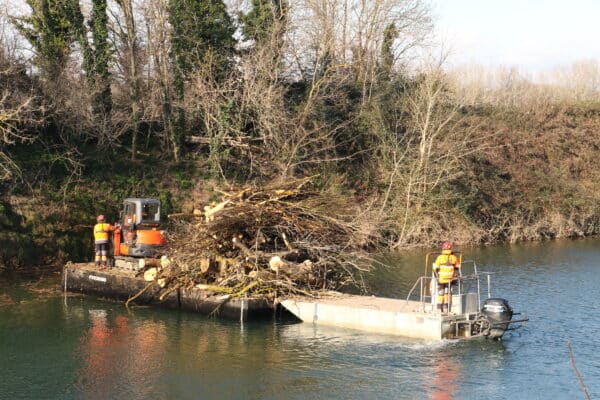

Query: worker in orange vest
433 241 460 313
93 215 117 269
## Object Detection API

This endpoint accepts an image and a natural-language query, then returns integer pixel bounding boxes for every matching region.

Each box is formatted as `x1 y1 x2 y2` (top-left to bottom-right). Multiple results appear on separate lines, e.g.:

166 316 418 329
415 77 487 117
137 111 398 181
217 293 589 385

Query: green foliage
72 0 112 116
12 0 81 80
159 189 172 211
239 0 287 45
206 99 239 179
167 0 237 161
379 23 397 82
175 171 193 190
169 0 236 89
90 0 112 116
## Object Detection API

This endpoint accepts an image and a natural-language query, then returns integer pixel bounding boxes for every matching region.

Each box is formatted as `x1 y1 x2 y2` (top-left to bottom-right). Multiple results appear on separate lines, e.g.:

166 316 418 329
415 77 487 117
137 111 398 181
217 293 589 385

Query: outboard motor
481 298 514 339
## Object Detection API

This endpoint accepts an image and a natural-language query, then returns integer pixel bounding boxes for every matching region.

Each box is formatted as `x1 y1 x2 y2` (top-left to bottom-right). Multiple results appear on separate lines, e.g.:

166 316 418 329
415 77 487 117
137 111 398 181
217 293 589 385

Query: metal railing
405 260 494 314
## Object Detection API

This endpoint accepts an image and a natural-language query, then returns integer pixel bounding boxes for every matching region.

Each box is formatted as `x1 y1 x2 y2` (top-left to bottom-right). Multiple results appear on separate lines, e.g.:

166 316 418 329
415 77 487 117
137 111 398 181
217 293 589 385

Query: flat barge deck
280 259 527 340
280 295 467 340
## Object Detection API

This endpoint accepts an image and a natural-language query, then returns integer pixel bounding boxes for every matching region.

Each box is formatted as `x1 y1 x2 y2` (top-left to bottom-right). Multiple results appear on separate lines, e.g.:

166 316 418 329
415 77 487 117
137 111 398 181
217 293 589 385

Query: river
1 239 598 399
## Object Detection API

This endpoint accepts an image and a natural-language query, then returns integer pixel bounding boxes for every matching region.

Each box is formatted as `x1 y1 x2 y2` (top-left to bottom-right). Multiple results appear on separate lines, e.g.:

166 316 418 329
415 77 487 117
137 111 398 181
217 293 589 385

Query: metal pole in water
63 266 68 308
487 274 491 298
240 296 245 323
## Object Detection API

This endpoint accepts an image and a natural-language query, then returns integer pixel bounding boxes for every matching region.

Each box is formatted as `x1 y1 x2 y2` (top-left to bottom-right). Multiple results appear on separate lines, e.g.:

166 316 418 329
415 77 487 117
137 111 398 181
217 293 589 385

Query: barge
280 259 528 340
63 262 273 320
65 258 527 340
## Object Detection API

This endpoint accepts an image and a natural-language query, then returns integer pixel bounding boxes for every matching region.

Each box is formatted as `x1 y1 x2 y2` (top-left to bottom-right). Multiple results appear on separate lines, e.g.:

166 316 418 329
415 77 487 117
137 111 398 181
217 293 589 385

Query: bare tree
112 0 143 160
0 11 43 181
0 69 45 181
289 0 431 93
140 0 176 158
371 62 495 247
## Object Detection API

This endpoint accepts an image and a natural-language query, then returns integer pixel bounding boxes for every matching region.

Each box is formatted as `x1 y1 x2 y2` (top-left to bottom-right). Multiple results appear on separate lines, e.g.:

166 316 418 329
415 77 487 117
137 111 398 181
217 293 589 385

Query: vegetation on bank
1 0 600 270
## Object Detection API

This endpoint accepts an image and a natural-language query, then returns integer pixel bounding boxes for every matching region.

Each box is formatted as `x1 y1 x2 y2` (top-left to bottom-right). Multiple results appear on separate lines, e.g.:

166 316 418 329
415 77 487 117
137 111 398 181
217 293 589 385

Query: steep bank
2 103 600 270
0 150 194 270
451 103 600 243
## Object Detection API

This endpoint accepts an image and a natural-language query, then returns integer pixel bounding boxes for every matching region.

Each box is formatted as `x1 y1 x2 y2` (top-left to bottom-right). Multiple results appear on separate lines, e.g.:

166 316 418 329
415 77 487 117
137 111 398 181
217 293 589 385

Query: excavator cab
114 198 167 258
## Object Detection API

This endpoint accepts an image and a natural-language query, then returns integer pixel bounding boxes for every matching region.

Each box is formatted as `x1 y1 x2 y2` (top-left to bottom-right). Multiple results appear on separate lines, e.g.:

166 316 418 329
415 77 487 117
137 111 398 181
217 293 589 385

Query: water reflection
74 309 169 399
427 355 460 400
4 238 600 399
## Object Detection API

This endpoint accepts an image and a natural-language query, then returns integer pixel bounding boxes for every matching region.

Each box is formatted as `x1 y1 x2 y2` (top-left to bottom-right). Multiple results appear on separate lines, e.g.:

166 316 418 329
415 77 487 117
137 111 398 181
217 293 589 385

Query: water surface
1 239 599 399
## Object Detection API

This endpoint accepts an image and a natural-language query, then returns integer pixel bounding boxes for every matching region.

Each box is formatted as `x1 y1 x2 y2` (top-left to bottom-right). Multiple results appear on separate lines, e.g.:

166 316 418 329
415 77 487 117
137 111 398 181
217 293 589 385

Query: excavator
112 198 167 271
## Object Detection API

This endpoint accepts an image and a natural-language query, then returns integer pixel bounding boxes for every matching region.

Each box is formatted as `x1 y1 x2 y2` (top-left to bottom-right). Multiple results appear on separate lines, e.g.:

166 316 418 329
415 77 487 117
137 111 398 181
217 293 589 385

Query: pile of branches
161 178 379 301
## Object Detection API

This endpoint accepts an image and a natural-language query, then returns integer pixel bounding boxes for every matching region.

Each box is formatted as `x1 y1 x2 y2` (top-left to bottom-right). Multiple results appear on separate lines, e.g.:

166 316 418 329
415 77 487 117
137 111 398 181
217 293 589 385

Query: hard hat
97 214 105 222
441 241 452 250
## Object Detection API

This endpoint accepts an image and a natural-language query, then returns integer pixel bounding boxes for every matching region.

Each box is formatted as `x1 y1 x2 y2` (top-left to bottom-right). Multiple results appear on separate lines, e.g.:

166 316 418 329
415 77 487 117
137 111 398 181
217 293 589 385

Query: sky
432 0 600 74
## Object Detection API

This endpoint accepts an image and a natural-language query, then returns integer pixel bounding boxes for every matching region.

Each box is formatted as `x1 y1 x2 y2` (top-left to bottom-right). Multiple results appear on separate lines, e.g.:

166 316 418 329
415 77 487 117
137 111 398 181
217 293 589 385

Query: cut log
160 255 171 269
167 213 194 219
204 200 231 221
140 258 162 269
232 237 253 257
248 270 277 280
268 256 312 279
186 135 250 148
200 257 219 274
144 267 159 282
269 256 285 272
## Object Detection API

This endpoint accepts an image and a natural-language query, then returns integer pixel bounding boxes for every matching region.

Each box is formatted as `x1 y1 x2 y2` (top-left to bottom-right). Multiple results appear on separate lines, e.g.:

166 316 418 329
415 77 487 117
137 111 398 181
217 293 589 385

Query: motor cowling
481 298 513 339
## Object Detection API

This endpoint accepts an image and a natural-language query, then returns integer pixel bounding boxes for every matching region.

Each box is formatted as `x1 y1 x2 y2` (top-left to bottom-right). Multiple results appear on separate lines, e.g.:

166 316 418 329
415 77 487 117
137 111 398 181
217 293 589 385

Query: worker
93 215 116 269
433 241 461 313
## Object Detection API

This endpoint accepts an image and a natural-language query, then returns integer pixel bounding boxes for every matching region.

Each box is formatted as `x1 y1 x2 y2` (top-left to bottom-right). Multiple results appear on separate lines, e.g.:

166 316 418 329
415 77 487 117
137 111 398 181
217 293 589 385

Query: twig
125 281 155 308
568 341 591 400
159 283 181 301
232 281 258 297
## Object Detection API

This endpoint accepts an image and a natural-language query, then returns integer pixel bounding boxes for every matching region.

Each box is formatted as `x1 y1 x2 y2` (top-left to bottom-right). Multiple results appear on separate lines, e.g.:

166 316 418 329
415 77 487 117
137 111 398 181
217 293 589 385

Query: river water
1 239 598 399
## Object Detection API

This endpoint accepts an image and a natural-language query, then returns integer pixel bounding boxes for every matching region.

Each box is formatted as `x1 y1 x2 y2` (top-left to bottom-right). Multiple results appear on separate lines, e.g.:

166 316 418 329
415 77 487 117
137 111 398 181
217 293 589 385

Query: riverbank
2 0 600 270
3 103 600 271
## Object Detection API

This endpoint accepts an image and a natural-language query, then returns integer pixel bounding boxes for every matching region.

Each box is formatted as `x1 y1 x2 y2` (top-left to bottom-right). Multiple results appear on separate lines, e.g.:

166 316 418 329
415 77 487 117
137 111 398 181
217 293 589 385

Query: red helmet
441 241 452 250
97 214 105 222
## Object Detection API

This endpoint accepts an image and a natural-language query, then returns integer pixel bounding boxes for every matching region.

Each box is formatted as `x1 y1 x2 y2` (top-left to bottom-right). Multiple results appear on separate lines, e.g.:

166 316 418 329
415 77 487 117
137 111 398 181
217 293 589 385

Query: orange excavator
112 198 167 270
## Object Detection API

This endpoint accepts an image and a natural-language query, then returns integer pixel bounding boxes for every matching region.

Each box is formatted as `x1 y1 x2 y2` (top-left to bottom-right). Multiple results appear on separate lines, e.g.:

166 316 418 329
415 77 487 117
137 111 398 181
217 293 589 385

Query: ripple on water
3 241 600 400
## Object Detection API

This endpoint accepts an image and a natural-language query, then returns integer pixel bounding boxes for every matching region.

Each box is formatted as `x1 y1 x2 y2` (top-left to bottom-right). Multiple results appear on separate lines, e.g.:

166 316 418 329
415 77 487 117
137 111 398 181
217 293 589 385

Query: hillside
2 1 600 269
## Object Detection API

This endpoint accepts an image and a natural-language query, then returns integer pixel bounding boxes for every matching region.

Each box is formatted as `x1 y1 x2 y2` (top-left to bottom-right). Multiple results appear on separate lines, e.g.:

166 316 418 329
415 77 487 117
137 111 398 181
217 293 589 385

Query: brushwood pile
158 179 378 300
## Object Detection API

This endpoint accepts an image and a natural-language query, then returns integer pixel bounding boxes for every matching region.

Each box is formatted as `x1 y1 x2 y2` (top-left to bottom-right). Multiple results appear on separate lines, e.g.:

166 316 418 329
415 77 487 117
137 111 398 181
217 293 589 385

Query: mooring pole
63 266 68 293
240 294 246 323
